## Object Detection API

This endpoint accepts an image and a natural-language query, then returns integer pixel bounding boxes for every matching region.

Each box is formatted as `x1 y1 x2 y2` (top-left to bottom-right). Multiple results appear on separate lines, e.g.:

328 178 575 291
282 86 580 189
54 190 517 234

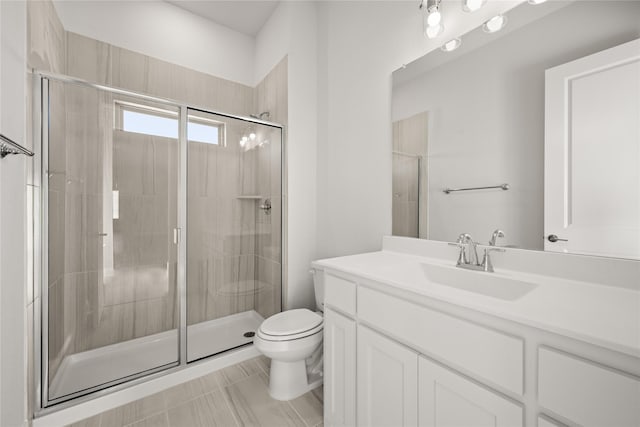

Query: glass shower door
392 152 421 238
186 109 282 362
45 80 180 403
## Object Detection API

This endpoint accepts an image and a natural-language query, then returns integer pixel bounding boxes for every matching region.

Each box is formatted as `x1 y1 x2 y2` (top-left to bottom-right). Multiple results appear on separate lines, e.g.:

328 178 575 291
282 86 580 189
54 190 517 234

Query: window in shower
117 102 224 145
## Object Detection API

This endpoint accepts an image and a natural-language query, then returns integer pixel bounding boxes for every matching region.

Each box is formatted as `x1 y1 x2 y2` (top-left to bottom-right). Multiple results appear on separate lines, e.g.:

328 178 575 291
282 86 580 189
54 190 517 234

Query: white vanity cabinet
323 271 360 426
319 264 640 427
323 307 356 427
357 325 418 427
418 356 522 427
538 347 640 426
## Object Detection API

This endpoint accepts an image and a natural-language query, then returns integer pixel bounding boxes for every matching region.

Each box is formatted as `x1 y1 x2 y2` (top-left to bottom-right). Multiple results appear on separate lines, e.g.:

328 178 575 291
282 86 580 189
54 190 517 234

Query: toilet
253 269 324 401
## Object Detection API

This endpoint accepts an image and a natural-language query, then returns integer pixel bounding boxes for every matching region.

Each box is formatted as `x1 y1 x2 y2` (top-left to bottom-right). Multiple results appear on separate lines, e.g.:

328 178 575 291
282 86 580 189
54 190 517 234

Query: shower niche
39 76 283 406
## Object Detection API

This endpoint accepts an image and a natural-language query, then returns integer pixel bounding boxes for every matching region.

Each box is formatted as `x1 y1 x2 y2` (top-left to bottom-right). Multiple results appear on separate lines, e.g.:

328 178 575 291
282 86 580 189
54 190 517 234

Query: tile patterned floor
68 356 323 427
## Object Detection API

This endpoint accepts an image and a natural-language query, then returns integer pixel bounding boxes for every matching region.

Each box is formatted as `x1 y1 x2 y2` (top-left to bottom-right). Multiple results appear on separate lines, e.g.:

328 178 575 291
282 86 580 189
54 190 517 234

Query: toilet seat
257 323 323 342
257 309 323 342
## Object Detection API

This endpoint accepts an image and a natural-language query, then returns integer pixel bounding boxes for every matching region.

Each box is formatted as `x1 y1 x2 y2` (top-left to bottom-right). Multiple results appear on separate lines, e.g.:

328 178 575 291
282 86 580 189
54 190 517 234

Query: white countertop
313 249 640 358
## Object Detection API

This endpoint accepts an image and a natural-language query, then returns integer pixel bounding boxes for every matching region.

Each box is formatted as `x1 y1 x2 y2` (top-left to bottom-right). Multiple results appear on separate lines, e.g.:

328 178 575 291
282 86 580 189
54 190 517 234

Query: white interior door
545 38 640 259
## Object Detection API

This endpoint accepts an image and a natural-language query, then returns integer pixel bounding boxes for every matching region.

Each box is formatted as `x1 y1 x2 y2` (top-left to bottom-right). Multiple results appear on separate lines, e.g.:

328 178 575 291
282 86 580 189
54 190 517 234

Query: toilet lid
260 309 323 336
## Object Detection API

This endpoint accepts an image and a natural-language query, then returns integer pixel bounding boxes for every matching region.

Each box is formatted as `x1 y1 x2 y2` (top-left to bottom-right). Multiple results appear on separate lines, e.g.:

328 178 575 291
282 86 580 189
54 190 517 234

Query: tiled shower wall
254 58 287 319
28 0 287 388
392 112 428 239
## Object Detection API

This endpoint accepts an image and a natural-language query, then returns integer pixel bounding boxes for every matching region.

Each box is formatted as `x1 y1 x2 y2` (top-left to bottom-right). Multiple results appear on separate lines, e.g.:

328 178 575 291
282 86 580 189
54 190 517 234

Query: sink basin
421 264 537 301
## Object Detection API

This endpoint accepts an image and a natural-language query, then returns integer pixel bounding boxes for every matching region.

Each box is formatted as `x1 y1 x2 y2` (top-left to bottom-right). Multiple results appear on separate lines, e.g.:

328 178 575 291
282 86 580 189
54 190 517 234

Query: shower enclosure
392 152 421 238
35 74 283 408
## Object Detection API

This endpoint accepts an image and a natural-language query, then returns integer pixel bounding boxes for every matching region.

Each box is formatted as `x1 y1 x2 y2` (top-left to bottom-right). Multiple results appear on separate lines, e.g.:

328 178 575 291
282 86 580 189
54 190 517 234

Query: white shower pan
48 310 263 400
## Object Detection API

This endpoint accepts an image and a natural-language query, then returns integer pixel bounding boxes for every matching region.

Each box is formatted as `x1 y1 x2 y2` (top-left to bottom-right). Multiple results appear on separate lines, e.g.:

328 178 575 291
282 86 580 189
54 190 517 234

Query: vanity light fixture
527 0 547 4
462 0 486 13
421 0 445 39
441 38 462 52
483 14 507 33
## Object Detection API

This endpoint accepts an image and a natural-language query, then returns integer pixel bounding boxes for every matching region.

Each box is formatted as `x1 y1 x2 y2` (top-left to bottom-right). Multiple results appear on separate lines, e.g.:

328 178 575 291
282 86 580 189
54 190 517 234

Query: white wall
0 1 27 425
53 0 256 86
315 0 521 259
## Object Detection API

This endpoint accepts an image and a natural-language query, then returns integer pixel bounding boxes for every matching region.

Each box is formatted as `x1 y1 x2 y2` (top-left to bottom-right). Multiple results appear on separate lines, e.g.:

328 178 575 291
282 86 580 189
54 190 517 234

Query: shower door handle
173 228 181 245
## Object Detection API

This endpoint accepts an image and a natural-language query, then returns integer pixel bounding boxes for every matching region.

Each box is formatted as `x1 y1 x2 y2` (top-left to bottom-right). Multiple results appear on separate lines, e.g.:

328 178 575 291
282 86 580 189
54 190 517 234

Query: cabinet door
324 308 356 427
357 325 418 427
418 356 522 427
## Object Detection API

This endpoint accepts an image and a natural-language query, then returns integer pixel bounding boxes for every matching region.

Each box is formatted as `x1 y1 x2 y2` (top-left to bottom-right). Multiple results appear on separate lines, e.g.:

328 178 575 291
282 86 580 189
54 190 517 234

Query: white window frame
115 101 226 147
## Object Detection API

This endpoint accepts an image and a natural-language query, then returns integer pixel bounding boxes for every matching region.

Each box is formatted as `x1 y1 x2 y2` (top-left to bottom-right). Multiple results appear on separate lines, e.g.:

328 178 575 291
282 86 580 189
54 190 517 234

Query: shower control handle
259 198 272 212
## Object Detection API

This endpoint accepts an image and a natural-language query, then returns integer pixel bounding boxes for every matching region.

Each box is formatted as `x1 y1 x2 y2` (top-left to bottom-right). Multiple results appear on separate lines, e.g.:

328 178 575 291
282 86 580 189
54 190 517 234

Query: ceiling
166 1 280 36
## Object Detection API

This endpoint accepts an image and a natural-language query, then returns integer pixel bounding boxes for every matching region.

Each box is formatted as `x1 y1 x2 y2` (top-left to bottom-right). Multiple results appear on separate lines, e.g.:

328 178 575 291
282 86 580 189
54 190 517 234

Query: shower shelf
236 195 262 200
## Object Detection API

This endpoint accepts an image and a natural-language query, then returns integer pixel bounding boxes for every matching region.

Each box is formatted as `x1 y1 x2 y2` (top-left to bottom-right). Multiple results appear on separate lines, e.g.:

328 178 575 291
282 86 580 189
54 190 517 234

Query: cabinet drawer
419 356 523 427
358 286 523 395
538 347 640 426
324 273 357 316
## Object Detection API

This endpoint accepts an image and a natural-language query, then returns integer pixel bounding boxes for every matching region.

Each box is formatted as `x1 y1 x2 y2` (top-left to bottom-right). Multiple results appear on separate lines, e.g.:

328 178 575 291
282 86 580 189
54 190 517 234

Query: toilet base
268 359 323 401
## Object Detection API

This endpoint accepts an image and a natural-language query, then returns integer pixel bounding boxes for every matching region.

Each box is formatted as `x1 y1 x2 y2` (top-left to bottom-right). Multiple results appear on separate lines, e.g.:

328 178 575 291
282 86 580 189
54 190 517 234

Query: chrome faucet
489 229 505 246
481 229 506 272
449 230 506 272
449 233 481 270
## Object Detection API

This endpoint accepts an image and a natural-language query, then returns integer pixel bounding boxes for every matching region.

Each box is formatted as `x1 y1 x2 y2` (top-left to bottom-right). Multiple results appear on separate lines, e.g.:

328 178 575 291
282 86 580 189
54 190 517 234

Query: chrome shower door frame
34 71 285 415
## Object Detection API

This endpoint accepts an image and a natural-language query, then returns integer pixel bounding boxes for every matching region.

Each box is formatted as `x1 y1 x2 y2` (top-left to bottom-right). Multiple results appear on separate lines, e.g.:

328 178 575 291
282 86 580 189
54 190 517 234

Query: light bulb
483 15 507 33
427 9 441 26
425 23 444 39
249 132 256 140
441 38 461 52
462 0 485 12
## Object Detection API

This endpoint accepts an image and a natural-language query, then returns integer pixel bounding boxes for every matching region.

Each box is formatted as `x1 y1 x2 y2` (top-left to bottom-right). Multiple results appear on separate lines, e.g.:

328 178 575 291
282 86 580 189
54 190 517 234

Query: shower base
49 310 264 401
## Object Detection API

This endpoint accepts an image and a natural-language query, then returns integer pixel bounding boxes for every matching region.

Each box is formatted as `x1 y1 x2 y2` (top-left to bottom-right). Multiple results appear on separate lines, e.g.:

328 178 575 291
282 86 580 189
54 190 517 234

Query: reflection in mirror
392 0 640 260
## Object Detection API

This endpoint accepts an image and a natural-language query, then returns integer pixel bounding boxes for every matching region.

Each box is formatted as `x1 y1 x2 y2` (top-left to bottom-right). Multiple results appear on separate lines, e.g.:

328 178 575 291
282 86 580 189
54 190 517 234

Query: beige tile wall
392 112 428 239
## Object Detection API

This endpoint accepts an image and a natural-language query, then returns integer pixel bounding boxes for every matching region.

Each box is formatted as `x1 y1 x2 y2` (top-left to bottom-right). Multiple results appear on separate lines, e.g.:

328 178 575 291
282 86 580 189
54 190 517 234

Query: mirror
391 0 640 260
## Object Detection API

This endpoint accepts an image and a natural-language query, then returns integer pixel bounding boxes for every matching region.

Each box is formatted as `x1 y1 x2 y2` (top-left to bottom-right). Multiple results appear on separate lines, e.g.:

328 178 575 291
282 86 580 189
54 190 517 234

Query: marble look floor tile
224 372 305 427
163 370 221 409
214 358 264 388
166 390 238 427
66 414 101 427
289 386 324 427
100 392 165 427
254 355 270 375
124 412 169 427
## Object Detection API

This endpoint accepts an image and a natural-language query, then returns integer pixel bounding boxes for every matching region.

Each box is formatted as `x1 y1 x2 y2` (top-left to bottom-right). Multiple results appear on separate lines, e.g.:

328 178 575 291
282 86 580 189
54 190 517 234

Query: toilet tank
312 269 325 312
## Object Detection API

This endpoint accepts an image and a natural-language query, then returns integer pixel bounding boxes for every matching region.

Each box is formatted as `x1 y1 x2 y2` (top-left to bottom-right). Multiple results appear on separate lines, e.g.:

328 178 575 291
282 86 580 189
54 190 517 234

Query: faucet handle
448 241 468 265
489 229 505 246
481 246 505 272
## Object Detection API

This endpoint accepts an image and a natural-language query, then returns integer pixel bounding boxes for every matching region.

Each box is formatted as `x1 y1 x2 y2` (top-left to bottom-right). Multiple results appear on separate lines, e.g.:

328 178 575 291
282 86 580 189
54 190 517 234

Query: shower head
250 111 270 120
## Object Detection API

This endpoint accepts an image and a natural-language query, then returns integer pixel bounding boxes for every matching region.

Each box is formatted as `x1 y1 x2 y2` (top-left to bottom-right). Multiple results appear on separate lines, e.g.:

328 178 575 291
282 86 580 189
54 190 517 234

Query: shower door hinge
173 228 181 245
